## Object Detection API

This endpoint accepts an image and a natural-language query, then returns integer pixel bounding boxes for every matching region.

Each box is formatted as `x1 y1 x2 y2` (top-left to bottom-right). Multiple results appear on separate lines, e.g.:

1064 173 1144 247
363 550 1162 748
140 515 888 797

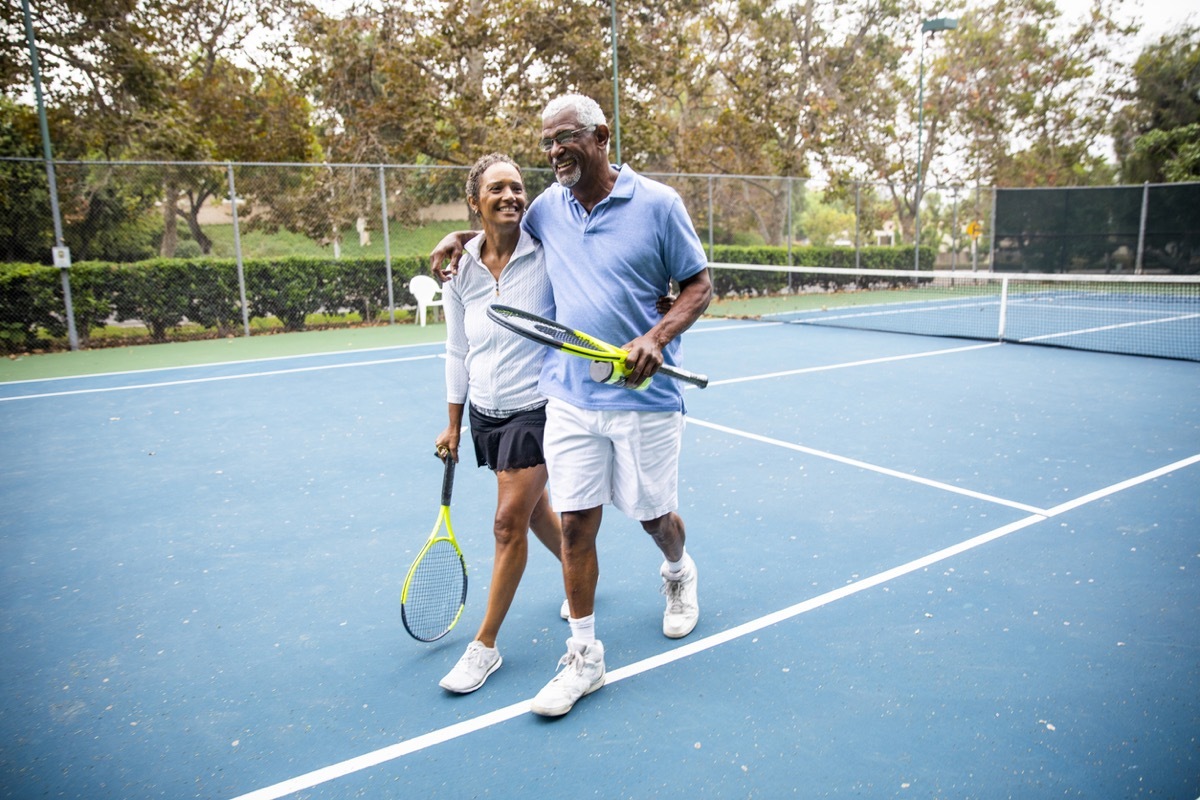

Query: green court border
0 322 447 383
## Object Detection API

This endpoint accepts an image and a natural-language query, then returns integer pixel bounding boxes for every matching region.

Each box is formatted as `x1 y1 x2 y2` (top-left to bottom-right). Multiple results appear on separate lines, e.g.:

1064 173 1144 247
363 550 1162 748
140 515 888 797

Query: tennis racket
486 304 709 389
400 452 467 642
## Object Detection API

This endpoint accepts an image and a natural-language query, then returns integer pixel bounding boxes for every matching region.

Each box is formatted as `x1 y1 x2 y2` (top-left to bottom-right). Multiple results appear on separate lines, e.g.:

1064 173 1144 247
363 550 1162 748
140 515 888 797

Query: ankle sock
666 549 688 576
568 614 596 644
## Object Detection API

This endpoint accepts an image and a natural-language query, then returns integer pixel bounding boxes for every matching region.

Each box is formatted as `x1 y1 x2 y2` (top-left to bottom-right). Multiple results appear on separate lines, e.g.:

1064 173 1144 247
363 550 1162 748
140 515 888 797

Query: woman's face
473 162 526 226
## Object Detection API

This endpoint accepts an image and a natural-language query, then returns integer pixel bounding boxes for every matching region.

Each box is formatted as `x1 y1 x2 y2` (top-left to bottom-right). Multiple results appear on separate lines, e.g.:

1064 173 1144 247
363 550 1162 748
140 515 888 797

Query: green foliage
245 258 338 332
0 261 120 352
1133 124 1200 182
112 259 197 342
0 253 433 352
1115 26 1200 183
0 102 54 263
798 193 856 246
0 264 52 353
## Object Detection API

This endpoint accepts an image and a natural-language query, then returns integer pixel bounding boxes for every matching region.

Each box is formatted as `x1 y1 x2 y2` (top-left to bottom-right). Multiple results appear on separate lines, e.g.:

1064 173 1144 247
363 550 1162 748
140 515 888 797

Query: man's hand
430 230 476 281
621 333 665 388
621 271 711 387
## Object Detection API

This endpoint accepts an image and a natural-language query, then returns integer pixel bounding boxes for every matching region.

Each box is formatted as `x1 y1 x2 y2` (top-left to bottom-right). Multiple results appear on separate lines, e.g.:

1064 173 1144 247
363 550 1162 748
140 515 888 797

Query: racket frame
486 304 709 388
400 456 468 642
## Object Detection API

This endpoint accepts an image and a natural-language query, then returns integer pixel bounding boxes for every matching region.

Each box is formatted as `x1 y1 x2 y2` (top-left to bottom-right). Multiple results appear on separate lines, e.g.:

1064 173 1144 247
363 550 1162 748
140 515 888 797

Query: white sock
666 548 688 576
569 614 596 644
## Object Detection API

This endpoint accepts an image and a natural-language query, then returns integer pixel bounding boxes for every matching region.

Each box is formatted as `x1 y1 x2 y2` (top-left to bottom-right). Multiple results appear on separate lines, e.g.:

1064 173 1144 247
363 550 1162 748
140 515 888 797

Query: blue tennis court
1 319 1197 799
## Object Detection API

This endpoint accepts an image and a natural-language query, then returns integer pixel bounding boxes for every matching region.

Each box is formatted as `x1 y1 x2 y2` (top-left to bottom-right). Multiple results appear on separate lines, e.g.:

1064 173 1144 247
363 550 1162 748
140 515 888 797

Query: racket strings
530 321 599 351
402 539 467 641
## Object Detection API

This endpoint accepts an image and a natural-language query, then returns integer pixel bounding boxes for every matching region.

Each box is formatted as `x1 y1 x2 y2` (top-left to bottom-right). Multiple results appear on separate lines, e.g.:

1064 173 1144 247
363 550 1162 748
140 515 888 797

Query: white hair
541 94 607 129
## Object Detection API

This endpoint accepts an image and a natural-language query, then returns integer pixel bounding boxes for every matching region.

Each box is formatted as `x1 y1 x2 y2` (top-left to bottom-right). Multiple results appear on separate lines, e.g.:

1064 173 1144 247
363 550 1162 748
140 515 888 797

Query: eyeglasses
538 125 596 152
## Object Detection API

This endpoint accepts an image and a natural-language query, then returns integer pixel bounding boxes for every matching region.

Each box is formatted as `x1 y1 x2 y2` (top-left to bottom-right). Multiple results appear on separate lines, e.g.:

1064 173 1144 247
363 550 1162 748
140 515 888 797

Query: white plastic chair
408 274 444 327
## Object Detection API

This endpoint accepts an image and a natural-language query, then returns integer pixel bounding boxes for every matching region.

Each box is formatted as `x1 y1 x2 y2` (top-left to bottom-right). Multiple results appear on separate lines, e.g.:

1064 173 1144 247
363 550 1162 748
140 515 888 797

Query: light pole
609 0 622 165
914 16 957 272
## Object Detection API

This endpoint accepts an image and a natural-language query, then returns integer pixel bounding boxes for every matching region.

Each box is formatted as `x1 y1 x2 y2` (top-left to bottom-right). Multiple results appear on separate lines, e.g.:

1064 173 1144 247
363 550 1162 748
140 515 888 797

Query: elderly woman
433 153 564 694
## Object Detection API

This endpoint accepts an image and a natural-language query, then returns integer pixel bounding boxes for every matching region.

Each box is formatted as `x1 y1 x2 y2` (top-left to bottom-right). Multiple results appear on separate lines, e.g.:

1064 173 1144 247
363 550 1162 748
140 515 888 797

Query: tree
1113 25 1200 183
798 190 857 246
935 0 1134 188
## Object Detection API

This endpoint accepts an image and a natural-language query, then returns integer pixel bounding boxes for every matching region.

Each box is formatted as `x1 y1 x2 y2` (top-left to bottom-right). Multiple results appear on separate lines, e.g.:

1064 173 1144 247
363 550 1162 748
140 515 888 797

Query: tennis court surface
1 293 1197 798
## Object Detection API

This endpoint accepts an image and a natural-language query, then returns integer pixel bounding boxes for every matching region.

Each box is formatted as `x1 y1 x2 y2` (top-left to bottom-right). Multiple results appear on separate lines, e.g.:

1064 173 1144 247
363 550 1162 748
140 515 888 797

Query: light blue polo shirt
523 165 708 412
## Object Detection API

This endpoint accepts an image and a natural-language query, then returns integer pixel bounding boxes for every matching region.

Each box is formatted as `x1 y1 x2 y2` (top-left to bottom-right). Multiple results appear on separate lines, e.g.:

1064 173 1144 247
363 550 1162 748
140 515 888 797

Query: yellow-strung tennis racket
400 453 467 642
486 304 709 389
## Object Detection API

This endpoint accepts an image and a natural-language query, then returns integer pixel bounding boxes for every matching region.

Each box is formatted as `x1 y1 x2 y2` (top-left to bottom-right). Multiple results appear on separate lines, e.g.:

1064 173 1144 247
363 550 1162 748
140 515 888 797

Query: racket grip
589 360 651 390
440 455 455 505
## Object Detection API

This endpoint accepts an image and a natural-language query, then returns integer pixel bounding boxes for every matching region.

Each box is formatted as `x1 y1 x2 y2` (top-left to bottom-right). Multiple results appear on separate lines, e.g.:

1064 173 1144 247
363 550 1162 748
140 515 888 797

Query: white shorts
543 397 685 522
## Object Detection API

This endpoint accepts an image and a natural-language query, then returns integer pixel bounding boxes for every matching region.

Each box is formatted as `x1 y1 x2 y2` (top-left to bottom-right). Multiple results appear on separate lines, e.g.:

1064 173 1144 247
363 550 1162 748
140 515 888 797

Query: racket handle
440 454 455 506
589 360 709 390
660 364 709 389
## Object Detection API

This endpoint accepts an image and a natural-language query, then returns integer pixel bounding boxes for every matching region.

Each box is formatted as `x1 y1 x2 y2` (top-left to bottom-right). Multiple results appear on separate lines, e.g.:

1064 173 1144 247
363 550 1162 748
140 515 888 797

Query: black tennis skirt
469 404 548 472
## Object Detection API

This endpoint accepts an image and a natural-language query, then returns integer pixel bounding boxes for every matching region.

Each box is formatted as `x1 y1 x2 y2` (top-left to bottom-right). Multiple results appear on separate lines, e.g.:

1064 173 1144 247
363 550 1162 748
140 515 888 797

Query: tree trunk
160 181 179 257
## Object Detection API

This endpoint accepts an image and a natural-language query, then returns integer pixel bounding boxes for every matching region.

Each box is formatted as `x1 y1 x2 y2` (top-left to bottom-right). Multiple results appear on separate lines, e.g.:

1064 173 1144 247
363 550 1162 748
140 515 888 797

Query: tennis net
705 264 1200 362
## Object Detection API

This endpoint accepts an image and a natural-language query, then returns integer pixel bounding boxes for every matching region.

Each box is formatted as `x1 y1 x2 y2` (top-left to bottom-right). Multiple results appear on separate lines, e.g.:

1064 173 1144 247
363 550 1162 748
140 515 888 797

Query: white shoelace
662 574 690 613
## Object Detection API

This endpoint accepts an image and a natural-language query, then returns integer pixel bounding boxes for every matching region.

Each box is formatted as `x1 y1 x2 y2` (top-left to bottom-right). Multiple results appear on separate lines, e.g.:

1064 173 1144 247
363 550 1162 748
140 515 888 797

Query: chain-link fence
4 157 1193 353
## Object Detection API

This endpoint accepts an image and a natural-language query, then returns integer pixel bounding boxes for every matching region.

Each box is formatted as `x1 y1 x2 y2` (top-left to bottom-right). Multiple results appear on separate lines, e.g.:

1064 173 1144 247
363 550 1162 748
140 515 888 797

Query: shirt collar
563 164 636 213
463 227 538 263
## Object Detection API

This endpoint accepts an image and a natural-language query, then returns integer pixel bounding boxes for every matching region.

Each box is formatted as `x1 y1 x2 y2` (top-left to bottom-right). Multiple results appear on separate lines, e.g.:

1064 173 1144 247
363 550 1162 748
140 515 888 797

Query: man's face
541 108 604 190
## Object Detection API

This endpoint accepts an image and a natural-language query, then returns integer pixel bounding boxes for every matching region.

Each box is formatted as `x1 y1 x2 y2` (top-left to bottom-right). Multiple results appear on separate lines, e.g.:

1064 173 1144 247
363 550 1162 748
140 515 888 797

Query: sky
1057 0 1197 42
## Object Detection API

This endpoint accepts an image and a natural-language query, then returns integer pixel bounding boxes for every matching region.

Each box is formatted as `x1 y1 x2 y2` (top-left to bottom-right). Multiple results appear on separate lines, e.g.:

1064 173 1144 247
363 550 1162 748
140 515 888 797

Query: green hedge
0 254 430 353
0 245 930 353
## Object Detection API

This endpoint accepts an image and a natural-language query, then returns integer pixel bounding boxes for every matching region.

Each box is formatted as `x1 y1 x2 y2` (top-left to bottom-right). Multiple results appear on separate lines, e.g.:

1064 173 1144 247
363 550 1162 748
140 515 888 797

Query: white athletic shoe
438 640 501 694
530 638 606 717
661 554 699 639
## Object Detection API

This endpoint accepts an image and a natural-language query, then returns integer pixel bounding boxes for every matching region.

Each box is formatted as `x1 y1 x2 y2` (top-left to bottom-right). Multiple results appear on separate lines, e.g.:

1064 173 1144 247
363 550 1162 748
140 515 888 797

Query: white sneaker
530 638 606 717
438 640 501 694
560 598 570 620
661 554 699 639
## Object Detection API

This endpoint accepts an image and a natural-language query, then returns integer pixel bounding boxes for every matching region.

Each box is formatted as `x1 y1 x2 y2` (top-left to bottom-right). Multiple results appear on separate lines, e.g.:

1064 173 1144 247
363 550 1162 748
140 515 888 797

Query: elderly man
432 94 712 717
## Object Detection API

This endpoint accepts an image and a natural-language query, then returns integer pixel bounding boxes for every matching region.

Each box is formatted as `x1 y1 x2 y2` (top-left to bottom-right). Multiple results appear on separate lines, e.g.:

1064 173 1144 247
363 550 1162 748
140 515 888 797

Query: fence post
988 187 998 271
972 184 980 272
380 166 395 323
227 164 250 337
997 276 1009 341
1135 181 1149 275
23 0 78 350
786 177 794 269
854 181 862 271
951 186 959 271
707 175 714 262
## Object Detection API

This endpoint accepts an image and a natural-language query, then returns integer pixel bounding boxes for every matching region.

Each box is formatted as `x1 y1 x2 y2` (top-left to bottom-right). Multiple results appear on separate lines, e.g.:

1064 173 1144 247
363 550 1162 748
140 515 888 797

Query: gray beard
555 164 581 188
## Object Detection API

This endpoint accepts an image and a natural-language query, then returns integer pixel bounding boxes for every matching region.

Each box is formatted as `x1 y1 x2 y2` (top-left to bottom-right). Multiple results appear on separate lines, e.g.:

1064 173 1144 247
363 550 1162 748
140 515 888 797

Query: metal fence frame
5 156 1193 350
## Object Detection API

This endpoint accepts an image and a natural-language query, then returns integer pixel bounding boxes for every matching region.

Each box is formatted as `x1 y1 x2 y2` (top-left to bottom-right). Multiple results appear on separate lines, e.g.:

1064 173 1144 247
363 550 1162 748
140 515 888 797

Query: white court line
0 341 442 387
0 354 441 403
230 451 1200 800
686 417 1046 515
703 341 1000 387
1017 312 1200 344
